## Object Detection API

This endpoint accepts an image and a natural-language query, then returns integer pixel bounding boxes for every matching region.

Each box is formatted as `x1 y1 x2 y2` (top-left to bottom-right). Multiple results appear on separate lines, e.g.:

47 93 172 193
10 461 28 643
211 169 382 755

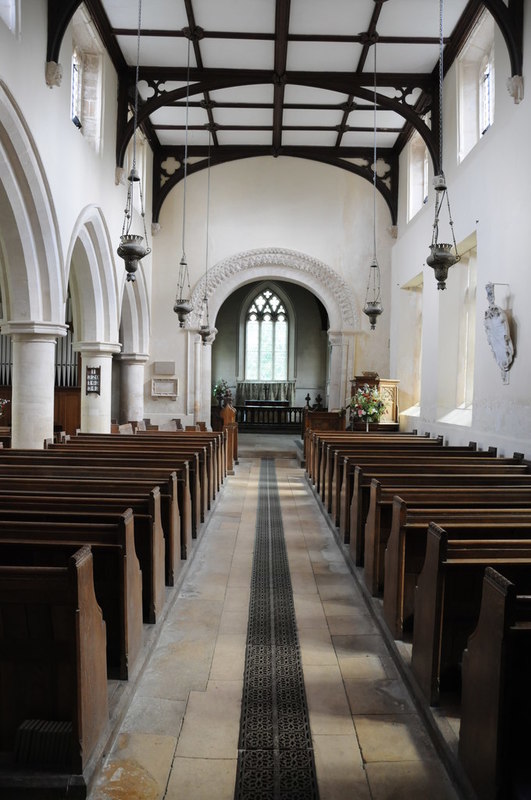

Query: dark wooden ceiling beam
118 75 436 168
335 0 385 148
112 27 449 46
153 144 398 224
135 67 434 90
152 124 402 133
272 0 291 152
183 0 219 148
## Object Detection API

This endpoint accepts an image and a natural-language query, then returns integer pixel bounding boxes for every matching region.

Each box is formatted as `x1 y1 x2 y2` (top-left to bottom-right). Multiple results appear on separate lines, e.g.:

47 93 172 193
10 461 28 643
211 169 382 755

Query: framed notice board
86 366 101 395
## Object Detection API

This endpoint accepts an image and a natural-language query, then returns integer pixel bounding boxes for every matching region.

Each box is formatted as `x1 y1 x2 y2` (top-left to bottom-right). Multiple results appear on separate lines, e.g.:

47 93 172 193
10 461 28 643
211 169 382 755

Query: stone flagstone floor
89 434 464 800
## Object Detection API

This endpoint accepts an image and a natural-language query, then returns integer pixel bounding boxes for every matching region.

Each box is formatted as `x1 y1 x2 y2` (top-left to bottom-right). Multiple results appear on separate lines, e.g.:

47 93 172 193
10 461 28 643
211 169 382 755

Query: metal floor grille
234 458 319 800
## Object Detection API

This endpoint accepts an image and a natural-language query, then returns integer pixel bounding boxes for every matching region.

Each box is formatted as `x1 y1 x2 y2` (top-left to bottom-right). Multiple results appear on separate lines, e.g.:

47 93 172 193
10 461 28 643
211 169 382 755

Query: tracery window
245 289 288 381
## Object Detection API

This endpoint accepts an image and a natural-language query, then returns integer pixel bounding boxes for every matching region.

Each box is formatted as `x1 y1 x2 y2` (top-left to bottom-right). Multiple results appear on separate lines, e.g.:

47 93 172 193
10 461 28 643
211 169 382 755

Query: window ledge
437 407 473 427
400 404 421 418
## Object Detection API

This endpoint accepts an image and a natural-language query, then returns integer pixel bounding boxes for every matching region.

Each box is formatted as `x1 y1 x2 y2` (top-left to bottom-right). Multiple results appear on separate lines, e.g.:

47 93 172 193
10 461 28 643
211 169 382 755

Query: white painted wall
0 1 152 321
390 13 531 456
146 156 393 424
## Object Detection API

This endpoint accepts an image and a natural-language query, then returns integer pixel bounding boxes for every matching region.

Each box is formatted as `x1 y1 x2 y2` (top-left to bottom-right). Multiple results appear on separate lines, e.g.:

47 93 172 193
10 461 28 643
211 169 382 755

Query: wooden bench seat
333 451 515 537
0 491 165 624
410 522 531 705
314 435 449 495
324 441 485 509
364 481 531 593
55 436 213 520
0 546 108 775
306 431 432 482
0 459 191 568
0 474 180 586
382 497 531 637
0 510 143 680
459 567 531 800
349 466 531 566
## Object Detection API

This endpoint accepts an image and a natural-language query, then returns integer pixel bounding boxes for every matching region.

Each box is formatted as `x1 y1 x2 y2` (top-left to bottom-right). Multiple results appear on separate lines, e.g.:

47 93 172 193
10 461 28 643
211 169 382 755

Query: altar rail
235 405 305 432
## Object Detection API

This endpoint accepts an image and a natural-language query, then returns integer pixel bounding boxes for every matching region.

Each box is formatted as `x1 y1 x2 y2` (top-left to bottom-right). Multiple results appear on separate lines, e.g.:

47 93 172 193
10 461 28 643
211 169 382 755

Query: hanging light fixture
117 0 151 282
426 0 460 290
174 34 193 326
199 127 212 344
363 37 383 330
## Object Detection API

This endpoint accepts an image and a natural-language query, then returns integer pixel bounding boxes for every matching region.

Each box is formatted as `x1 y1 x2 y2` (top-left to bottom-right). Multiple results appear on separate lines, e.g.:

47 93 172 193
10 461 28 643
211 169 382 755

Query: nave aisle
90 434 461 800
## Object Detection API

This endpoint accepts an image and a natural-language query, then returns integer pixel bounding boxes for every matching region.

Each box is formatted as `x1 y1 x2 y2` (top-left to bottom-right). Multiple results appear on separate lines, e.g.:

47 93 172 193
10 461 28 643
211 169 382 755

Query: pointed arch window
245 288 288 380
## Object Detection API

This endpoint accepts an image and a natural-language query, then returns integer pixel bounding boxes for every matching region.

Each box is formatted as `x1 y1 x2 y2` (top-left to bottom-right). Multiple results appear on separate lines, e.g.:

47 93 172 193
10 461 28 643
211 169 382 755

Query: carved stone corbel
506 75 524 104
45 61 62 88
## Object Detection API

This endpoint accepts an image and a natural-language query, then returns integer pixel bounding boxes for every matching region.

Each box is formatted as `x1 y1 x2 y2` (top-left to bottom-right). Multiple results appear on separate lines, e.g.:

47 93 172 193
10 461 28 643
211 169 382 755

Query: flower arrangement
0 398 9 418
349 384 386 423
212 378 229 398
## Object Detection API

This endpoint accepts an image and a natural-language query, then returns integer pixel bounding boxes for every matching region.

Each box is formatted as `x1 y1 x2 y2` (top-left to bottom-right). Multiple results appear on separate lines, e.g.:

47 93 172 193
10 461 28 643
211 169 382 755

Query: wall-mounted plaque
151 378 178 399
86 366 101 395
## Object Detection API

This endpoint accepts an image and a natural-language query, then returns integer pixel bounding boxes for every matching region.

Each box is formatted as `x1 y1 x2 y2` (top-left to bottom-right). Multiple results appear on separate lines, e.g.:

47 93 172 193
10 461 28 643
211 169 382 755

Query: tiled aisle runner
234 459 319 800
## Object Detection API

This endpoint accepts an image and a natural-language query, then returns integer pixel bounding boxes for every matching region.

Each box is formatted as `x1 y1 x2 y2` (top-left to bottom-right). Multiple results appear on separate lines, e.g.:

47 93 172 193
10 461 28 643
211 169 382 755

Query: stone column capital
116 352 150 365
73 341 122 358
1 320 68 340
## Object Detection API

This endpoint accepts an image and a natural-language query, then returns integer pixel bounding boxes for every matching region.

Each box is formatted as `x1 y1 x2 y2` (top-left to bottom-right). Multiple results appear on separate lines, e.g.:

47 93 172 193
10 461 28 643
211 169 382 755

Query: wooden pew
337 445 490 541
0 490 165 624
0 546 108 774
305 430 428 485
313 433 445 495
459 567 531 800
410 522 531 705
63 432 215 518
364 479 531 593
349 466 531 566
382 495 531 637
0 448 197 543
0 474 181 587
323 439 482 510
333 450 512 535
0 458 191 566
332 443 499 527
0 510 143 680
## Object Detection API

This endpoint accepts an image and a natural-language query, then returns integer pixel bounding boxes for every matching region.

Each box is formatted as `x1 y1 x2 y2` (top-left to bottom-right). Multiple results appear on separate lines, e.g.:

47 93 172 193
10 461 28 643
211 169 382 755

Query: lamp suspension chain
181 36 191 264
362 36 383 331
174 33 193 325
372 38 377 263
200 128 212 343
426 0 460 290
116 0 150 282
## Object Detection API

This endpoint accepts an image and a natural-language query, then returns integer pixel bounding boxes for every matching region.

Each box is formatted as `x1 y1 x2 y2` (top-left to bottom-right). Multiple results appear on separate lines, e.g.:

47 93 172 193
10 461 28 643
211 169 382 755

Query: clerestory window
457 10 495 162
245 289 288 381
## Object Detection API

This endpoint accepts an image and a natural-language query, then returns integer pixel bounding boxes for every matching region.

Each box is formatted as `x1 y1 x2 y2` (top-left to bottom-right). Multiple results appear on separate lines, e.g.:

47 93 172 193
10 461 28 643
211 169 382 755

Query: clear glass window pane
260 320 273 380
245 289 289 382
274 320 288 380
246 319 259 379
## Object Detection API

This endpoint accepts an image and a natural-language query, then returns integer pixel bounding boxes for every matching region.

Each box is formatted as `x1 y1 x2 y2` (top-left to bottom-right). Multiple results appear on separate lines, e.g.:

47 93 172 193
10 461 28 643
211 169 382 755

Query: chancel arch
190 247 358 416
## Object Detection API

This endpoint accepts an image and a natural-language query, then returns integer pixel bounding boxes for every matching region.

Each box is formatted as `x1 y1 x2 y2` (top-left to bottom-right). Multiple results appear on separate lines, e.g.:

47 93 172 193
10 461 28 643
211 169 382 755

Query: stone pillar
200 331 215 430
327 330 356 411
1 322 67 449
193 334 202 424
74 342 122 433
117 353 149 424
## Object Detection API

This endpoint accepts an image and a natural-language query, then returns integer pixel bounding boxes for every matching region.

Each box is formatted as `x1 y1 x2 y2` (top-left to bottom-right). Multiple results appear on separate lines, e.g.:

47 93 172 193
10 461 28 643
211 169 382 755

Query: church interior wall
146 155 393 424
0 1 153 329
391 13 531 457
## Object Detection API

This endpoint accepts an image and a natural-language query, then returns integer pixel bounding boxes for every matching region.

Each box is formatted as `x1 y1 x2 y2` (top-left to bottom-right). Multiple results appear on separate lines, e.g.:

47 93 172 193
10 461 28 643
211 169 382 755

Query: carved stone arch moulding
187 247 358 332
